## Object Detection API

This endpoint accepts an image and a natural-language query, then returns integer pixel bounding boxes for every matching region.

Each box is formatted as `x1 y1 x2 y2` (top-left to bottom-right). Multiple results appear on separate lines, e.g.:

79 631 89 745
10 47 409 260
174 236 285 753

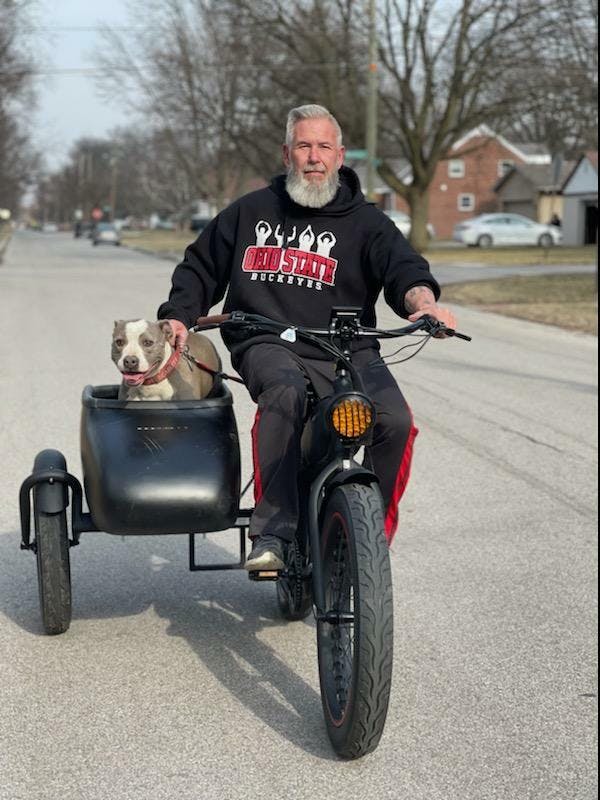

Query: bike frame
188 307 470 619
295 307 381 619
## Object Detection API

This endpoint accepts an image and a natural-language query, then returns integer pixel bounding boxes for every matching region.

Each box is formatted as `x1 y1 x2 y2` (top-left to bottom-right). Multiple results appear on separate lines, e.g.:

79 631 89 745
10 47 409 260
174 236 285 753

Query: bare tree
374 0 570 249
500 0 598 159
91 0 596 251
224 0 370 174
94 0 258 212
222 0 571 250
0 0 38 213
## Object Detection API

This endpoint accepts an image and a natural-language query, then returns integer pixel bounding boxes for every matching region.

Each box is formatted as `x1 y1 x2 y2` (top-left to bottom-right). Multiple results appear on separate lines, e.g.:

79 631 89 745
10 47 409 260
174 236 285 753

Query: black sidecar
80 384 240 535
19 383 245 635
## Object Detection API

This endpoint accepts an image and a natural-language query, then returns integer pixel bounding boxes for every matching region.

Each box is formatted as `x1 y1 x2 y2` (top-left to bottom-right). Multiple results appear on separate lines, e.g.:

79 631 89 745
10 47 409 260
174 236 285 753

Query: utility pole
109 155 118 222
366 0 378 201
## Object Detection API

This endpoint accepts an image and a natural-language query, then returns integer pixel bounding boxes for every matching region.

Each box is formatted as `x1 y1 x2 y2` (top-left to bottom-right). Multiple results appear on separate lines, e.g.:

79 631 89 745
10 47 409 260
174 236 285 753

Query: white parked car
385 211 436 240
453 213 562 248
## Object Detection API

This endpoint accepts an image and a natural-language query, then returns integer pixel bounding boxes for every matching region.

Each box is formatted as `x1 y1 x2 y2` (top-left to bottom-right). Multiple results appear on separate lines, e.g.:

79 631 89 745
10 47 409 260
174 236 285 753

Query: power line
22 26 153 32
0 62 592 79
0 60 365 77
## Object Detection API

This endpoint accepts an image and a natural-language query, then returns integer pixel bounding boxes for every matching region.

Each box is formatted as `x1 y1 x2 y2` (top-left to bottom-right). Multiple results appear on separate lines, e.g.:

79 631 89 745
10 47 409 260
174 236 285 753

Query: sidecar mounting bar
188 509 252 571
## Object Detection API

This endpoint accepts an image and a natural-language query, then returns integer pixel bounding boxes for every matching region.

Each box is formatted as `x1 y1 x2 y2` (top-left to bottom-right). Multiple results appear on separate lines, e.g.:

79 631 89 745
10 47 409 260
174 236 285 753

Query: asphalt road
431 261 596 286
0 231 597 800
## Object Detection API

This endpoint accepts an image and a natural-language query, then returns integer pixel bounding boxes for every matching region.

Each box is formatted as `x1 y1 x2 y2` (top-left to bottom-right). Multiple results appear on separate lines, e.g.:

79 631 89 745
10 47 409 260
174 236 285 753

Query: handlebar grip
450 330 472 341
194 313 232 327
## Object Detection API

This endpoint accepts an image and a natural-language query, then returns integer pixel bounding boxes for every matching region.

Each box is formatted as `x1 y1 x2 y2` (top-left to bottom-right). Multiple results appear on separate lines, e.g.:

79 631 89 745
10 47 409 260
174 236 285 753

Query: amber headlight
330 395 375 441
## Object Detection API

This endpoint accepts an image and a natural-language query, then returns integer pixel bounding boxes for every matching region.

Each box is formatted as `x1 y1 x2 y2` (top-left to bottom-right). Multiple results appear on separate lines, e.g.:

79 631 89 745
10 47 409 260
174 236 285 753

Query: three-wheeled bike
19 308 469 759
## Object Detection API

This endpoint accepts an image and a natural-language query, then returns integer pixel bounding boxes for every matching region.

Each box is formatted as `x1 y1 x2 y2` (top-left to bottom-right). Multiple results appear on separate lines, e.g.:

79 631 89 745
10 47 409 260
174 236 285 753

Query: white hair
285 104 343 148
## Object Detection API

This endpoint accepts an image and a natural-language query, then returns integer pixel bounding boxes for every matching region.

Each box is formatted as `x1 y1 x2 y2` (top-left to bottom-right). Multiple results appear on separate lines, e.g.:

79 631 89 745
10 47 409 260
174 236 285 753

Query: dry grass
124 230 597 267
443 274 598 334
426 244 597 265
121 229 191 255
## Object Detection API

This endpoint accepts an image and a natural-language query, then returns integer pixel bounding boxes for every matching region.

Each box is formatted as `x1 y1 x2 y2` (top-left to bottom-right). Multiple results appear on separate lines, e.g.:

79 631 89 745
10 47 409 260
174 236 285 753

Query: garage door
502 201 536 219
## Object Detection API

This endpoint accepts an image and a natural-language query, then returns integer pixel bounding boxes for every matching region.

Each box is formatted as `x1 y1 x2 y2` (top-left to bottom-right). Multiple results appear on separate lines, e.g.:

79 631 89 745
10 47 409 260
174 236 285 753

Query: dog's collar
140 346 183 386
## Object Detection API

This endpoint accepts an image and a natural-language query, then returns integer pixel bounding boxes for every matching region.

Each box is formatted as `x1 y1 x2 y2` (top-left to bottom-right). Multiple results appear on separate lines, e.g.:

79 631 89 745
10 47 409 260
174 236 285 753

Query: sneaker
245 535 286 571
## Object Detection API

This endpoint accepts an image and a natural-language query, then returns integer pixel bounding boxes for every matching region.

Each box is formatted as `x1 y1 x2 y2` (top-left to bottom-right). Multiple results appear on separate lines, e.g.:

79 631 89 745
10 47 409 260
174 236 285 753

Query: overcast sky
32 0 134 170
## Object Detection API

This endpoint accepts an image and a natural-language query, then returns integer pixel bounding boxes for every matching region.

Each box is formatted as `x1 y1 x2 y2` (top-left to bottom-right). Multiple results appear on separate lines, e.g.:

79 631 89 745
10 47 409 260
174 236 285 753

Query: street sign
345 149 369 159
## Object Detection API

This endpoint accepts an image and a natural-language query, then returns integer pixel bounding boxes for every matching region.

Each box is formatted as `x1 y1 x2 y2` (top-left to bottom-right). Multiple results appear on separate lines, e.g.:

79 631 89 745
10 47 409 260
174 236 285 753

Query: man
158 104 456 571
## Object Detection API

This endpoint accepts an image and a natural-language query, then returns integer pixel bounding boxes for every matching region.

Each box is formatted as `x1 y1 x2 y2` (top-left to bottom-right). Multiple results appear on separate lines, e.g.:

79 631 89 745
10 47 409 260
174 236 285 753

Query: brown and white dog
112 319 221 401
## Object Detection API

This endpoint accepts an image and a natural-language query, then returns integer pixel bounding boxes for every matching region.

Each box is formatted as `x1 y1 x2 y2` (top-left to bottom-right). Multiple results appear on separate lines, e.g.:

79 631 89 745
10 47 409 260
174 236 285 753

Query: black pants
235 343 418 544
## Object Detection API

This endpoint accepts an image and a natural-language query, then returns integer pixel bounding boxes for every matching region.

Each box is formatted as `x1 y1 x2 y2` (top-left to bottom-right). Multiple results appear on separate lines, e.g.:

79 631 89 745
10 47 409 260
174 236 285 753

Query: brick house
351 125 551 240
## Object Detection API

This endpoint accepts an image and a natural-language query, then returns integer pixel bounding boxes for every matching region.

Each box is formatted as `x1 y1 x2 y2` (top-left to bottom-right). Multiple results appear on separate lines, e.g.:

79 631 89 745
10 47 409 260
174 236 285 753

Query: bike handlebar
193 311 471 342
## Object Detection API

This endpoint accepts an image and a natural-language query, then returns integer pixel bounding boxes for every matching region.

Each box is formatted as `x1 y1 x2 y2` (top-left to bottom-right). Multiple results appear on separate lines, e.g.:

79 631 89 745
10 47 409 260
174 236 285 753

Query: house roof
451 124 551 164
512 143 551 158
494 161 576 194
560 150 598 191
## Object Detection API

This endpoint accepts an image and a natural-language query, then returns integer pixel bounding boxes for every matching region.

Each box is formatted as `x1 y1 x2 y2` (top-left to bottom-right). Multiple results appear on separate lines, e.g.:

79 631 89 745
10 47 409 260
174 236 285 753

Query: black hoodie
157 166 440 360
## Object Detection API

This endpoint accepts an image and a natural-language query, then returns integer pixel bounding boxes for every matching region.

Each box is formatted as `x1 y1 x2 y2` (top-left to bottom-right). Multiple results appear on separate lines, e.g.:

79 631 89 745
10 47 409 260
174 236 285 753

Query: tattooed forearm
404 285 436 313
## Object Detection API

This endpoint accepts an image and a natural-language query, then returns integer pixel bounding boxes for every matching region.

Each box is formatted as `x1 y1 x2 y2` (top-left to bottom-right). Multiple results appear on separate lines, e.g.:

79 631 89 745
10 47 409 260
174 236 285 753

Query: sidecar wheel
317 483 393 759
276 537 312 621
34 507 71 635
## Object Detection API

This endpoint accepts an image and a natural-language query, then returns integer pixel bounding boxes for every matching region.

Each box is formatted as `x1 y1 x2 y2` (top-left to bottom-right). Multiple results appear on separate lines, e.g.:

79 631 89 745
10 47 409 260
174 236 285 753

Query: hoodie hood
269 165 368 217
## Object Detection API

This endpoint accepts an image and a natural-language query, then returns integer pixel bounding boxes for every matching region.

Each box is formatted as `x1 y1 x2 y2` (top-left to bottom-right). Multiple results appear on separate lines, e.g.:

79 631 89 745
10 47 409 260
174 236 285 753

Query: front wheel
538 233 554 247
317 483 393 759
34 505 71 635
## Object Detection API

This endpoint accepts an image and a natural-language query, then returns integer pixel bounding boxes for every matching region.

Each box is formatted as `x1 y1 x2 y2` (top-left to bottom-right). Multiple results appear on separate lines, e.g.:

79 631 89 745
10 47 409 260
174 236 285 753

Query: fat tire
317 483 393 759
34 507 71 635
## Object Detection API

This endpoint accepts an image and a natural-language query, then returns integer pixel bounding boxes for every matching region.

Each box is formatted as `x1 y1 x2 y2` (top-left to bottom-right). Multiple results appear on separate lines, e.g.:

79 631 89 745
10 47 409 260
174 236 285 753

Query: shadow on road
0 527 334 760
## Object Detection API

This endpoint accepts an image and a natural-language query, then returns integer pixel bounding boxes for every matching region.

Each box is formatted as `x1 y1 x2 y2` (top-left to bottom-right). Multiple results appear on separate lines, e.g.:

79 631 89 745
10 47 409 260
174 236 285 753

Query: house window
498 159 515 177
458 193 475 211
448 159 465 178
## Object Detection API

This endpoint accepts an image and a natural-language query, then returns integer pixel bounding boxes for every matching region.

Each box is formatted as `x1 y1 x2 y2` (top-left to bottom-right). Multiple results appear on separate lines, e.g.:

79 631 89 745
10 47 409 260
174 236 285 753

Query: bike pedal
248 569 280 582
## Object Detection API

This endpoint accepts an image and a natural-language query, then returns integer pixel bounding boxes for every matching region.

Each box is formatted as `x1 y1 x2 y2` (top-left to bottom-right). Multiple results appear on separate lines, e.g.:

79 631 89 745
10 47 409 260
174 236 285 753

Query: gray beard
285 167 340 208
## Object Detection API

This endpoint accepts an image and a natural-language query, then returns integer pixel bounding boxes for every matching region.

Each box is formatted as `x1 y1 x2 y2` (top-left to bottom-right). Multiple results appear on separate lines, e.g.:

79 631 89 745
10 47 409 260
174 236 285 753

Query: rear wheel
34 504 71 635
276 537 312 620
477 234 493 248
317 483 393 759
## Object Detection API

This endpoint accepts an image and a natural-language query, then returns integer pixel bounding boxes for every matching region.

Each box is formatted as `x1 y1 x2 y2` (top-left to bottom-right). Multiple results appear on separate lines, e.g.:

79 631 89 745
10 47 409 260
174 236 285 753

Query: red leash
127 343 245 388
181 349 245 384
